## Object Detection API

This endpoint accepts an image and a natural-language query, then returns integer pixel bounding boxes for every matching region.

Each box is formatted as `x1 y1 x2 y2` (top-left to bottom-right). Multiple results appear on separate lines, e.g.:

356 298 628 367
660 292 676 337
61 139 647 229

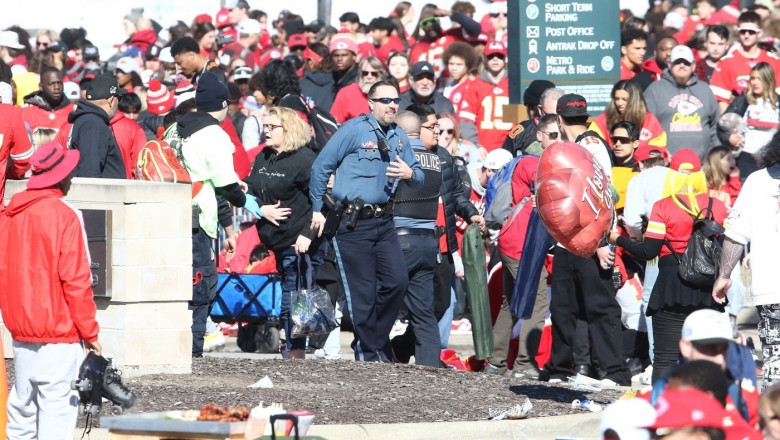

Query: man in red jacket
0 141 101 439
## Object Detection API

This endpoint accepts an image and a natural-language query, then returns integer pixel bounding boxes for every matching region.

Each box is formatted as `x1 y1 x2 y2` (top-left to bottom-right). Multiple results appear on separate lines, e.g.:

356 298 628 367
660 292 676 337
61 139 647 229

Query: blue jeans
278 240 328 353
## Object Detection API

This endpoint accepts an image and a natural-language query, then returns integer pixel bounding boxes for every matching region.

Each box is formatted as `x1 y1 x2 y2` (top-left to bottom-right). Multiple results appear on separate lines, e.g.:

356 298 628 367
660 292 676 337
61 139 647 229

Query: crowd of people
4 0 780 438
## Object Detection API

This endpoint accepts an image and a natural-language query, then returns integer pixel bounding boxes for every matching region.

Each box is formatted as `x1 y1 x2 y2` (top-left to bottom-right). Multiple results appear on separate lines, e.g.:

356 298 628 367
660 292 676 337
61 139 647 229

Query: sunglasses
371 97 400 105
486 54 505 61
36 41 49 48
611 136 632 144
738 28 759 35
489 12 507 18
262 123 283 131
420 17 439 29
540 130 559 140
442 128 454 135
361 70 380 78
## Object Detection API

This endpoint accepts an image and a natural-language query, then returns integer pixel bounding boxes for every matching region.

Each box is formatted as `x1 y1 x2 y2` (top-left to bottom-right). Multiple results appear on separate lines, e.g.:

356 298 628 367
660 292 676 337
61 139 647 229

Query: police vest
394 148 441 220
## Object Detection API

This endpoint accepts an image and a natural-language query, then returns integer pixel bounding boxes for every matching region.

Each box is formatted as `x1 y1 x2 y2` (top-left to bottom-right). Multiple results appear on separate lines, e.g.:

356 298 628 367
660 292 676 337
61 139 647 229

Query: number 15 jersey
458 75 511 152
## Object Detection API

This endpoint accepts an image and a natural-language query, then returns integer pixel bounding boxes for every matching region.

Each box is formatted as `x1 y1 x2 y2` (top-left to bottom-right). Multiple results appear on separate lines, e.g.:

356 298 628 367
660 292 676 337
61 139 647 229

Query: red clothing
0 188 99 344
0 104 33 209
458 75 512 151
497 156 539 260
444 77 475 115
710 49 780 103
373 35 406 64
410 29 469 77
330 83 369 124
220 118 251 180
109 112 147 179
620 59 640 80
640 59 665 82
357 41 376 60
645 193 728 258
129 29 158 52
20 99 74 132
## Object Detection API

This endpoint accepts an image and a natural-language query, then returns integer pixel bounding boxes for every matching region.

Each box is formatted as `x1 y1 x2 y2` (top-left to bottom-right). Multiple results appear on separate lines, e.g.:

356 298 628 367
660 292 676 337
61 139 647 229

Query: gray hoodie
644 68 719 158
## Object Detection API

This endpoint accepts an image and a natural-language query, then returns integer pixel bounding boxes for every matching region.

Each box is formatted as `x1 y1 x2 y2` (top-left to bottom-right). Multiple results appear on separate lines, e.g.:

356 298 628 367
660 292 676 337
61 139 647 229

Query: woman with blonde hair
609 149 728 383
590 80 667 151
244 106 324 360
718 61 780 180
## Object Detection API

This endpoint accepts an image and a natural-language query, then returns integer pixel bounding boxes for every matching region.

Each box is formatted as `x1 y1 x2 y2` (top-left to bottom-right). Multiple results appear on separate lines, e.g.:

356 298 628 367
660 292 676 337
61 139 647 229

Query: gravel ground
11 356 627 428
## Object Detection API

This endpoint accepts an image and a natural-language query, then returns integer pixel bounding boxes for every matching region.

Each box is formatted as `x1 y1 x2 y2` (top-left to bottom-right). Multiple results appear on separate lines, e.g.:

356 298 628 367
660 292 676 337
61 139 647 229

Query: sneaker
511 368 550 382
203 330 226 352
483 362 500 375
638 365 653 385
450 319 472 334
314 348 326 359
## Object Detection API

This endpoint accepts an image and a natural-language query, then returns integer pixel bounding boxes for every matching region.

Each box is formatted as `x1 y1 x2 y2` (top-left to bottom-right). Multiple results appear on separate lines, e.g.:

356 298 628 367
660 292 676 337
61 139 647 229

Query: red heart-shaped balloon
536 142 614 258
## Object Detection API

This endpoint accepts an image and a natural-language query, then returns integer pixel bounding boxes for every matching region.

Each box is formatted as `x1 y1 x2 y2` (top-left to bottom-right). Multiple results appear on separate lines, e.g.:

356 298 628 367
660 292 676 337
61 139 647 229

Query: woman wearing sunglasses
244 106 323 360
436 111 478 164
589 80 667 155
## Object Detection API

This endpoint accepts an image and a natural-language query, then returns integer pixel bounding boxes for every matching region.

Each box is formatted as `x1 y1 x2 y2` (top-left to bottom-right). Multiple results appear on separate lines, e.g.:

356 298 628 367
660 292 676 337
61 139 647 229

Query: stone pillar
3 178 193 376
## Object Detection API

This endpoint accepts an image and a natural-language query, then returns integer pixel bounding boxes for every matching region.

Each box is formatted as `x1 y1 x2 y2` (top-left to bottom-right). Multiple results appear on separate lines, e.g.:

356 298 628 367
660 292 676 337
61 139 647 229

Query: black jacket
435 145 478 252
332 64 358 100
139 114 165 141
301 71 335 113
23 91 72 112
502 119 538 157
246 145 317 253
67 100 126 179
399 90 455 115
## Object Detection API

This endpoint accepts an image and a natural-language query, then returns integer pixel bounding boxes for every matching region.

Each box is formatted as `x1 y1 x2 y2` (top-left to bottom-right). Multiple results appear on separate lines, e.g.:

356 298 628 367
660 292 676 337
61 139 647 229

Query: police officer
391 109 445 367
310 79 424 362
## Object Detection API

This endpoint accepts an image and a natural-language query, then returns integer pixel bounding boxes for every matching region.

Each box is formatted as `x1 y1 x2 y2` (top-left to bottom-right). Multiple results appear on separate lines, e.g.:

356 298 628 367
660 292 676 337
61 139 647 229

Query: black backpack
664 196 725 287
304 105 340 153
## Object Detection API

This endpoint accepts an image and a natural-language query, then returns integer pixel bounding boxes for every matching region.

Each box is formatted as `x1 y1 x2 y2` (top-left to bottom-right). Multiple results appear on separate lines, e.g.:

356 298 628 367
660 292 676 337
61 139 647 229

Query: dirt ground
6 355 626 428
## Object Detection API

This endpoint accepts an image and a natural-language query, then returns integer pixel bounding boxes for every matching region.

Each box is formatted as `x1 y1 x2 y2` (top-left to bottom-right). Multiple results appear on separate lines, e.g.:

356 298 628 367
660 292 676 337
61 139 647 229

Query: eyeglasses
421 124 440 132
611 136 632 144
262 123 283 131
370 97 400 105
420 17 439 29
738 28 759 35
540 130 559 140
36 41 49 48
361 70 380 78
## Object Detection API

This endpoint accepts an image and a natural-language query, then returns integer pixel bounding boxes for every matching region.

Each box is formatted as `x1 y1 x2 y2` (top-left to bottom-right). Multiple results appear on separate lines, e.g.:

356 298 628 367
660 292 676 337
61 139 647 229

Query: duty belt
357 202 394 219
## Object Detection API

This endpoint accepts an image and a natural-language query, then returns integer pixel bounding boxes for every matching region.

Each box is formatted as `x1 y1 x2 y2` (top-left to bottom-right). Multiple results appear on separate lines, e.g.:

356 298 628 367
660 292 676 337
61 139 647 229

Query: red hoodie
0 188 99 344
497 155 539 259
129 29 157 52
110 112 147 179
0 104 33 209
641 58 665 82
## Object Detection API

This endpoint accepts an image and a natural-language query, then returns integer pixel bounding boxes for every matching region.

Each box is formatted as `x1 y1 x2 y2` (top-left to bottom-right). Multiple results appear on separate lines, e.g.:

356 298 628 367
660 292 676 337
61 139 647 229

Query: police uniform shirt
394 139 442 228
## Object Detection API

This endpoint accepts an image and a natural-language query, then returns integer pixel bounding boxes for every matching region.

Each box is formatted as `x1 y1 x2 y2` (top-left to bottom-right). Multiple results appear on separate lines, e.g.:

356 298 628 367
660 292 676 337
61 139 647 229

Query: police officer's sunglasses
370 97 400 105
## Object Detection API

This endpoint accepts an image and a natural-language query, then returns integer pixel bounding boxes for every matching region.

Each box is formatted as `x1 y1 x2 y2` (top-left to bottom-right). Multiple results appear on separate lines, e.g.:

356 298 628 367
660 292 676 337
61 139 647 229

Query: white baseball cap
115 57 137 74
0 31 23 49
484 149 513 170
671 45 694 64
681 309 733 345
238 19 262 36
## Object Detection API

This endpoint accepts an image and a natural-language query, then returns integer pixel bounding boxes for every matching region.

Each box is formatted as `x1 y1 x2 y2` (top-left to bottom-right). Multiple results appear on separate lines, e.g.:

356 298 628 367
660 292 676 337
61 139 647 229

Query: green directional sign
509 0 620 115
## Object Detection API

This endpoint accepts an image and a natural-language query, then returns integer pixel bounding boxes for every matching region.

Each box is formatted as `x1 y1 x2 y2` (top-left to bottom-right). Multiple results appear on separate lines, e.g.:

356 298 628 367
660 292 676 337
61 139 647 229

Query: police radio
363 114 392 156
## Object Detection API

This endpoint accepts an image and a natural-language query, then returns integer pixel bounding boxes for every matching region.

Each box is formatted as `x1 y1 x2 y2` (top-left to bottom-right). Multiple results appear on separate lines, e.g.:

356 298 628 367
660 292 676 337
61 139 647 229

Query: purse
290 254 338 338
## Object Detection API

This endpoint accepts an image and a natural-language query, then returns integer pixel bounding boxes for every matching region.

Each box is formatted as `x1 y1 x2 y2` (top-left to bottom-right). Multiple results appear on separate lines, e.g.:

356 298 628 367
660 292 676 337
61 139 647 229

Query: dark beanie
523 79 555 107
196 72 230 112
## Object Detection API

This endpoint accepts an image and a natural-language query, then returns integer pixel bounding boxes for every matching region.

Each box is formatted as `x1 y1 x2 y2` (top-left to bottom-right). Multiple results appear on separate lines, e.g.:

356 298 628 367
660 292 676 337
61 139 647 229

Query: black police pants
191 226 217 357
333 217 409 362
545 247 630 385
396 233 441 367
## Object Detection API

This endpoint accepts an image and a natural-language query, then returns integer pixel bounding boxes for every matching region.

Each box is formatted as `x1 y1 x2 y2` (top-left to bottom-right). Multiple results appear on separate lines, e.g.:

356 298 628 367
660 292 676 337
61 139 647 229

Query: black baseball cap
411 61 434 79
556 94 590 118
82 45 100 62
85 75 124 100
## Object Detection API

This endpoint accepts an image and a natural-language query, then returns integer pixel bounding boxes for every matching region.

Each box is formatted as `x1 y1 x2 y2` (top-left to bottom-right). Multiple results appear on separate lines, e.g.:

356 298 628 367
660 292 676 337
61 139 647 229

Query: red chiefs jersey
458 75 512 151
410 28 469 77
20 103 74 132
443 77 475 115
645 193 728 258
710 49 780 103
0 104 33 208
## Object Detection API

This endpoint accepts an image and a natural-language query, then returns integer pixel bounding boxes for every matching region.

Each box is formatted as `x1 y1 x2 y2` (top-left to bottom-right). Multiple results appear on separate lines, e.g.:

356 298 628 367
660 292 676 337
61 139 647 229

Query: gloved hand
243 194 264 219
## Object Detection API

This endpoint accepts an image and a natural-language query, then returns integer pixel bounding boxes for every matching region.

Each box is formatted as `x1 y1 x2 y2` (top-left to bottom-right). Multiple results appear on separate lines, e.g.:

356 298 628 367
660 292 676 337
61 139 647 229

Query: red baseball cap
484 41 506 57
634 145 665 162
215 8 232 28
670 148 701 173
194 14 212 24
27 142 80 190
645 389 728 432
288 33 307 50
